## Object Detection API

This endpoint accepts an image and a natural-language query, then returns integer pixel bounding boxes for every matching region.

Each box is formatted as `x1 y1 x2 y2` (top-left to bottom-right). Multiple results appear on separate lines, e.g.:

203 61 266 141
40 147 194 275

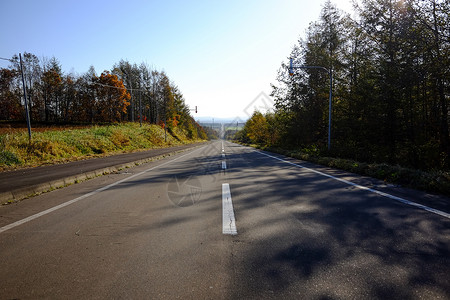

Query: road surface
0 142 204 203
1 141 449 299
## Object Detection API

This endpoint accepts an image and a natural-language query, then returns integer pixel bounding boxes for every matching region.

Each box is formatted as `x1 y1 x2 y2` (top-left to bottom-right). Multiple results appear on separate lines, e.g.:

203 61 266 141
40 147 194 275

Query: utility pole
19 54 32 141
130 79 134 122
164 95 167 142
289 58 332 151
138 80 142 127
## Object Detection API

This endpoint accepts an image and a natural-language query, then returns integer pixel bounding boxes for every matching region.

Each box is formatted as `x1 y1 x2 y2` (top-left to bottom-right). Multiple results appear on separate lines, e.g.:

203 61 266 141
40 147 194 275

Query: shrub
0 150 21 165
111 130 131 148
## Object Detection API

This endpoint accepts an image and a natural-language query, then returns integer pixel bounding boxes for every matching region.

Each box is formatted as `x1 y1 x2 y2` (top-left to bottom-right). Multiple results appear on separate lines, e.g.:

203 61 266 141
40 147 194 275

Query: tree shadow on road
223 144 450 299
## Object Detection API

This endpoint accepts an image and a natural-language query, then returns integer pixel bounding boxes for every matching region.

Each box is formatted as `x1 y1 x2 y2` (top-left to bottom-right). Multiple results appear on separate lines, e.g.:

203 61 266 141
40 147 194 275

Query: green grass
0 123 205 171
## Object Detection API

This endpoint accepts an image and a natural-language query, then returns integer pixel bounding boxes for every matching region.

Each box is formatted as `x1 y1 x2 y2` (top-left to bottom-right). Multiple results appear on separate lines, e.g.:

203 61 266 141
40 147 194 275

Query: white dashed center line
222 183 237 235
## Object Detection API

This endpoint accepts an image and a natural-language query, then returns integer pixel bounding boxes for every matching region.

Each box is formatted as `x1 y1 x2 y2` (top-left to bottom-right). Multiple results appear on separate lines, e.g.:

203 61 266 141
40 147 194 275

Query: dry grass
0 123 205 171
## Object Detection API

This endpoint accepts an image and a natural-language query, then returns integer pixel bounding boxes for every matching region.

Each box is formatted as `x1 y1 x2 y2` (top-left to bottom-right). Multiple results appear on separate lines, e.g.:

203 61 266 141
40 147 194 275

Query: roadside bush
0 150 21 166
111 130 131 148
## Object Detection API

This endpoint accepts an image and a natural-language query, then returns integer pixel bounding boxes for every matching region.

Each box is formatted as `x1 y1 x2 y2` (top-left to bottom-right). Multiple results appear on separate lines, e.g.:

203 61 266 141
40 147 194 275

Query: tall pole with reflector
19 53 32 141
289 58 332 151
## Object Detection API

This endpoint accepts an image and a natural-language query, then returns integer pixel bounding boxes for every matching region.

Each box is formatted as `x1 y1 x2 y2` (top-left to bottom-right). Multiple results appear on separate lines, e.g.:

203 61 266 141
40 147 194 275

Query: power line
93 81 148 92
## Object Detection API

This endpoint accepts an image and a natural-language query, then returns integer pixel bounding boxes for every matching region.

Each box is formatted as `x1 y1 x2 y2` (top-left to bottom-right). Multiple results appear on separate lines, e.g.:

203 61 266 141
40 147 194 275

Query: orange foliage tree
93 71 130 122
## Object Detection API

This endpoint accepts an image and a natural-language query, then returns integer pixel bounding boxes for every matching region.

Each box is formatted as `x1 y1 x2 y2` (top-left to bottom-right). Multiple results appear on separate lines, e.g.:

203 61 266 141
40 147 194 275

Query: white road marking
0 145 209 234
222 153 225 158
222 183 237 235
222 161 227 169
256 150 450 220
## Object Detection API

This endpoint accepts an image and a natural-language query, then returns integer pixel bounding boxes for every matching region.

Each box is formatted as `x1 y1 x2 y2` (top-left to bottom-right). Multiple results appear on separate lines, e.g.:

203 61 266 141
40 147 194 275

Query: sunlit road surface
1 141 449 299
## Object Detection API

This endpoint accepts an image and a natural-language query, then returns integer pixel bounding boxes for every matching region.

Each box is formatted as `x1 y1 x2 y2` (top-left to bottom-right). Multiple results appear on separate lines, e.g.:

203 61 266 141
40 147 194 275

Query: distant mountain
195 116 248 124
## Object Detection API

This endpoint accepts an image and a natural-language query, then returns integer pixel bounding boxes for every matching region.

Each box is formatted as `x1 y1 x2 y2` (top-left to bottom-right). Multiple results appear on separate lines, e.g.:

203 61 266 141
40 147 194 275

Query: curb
0 149 187 205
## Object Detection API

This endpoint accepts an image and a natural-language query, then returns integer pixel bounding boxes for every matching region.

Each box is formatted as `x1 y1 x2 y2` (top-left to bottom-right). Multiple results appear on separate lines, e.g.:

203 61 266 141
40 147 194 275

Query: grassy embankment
0 123 206 171
243 143 450 197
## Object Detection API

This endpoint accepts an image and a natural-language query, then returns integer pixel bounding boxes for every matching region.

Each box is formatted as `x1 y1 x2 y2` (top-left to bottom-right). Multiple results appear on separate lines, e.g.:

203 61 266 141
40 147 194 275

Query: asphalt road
0 143 204 203
0 141 449 299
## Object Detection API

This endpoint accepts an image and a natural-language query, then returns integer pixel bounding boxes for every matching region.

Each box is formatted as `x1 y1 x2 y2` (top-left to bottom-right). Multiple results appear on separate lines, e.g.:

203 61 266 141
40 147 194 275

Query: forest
0 55 206 139
237 0 449 171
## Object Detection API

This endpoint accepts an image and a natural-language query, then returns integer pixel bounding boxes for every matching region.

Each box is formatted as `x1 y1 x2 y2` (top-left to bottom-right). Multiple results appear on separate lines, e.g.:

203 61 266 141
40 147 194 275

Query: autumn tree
245 111 269 144
62 74 77 121
0 53 205 141
0 68 22 120
40 57 63 122
93 71 130 122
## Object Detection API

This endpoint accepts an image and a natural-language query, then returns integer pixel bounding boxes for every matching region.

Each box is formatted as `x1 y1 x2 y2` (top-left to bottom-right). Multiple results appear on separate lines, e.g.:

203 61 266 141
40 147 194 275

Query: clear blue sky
0 0 354 119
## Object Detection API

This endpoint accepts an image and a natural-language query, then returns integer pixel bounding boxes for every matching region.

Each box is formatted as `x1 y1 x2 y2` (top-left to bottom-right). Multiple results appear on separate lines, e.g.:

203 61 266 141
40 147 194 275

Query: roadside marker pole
19 53 32 141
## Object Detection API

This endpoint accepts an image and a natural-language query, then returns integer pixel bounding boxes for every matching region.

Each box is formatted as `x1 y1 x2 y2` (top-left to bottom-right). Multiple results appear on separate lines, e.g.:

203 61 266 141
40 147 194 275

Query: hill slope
0 123 206 171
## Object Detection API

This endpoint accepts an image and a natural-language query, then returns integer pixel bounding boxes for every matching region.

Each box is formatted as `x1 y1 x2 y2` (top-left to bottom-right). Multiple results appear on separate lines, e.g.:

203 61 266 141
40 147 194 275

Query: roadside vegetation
0 122 206 171
0 46 210 171
247 142 450 196
234 110 450 196
233 0 450 196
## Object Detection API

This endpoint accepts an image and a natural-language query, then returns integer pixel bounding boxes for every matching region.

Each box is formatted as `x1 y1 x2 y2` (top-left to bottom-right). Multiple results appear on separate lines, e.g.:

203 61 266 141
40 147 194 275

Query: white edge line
255 150 450 220
0 145 209 234
222 183 237 235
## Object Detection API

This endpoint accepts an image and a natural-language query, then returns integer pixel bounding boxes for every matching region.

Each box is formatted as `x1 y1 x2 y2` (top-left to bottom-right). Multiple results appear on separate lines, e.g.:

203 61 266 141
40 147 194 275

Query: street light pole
163 95 167 142
327 68 332 151
19 54 32 141
289 58 332 151
138 79 142 127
